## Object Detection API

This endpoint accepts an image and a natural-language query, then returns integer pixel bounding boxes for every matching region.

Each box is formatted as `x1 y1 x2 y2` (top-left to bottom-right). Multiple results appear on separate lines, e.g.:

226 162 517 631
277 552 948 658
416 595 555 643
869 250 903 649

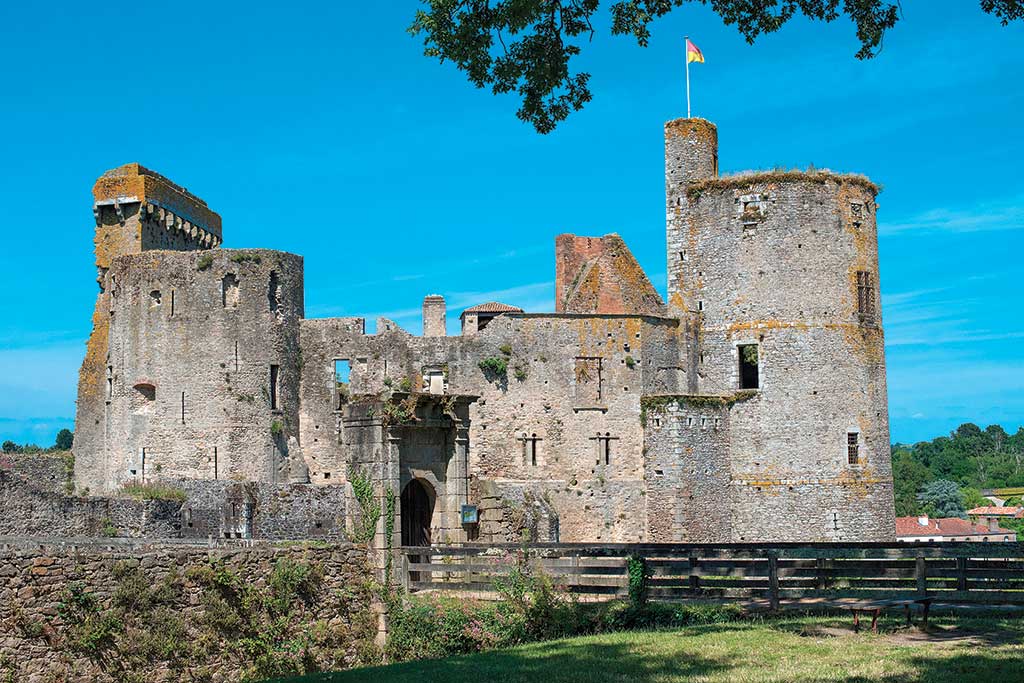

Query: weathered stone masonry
0 537 374 682
61 116 895 547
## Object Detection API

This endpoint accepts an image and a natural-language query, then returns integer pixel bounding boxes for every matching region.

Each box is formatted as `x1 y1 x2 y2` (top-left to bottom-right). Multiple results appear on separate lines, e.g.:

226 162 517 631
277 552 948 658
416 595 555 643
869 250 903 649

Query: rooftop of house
460 302 525 317
895 515 1014 537
967 506 1024 518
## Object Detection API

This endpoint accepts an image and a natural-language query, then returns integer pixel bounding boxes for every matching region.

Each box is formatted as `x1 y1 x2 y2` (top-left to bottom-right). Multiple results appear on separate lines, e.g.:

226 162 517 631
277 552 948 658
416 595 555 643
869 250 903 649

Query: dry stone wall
0 538 376 683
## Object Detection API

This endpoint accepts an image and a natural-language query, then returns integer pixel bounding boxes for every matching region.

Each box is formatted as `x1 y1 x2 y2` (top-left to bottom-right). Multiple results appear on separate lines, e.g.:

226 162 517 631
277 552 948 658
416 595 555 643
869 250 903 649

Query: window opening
847 432 860 465
268 271 283 319
738 344 759 390
222 273 239 308
521 433 542 466
270 364 280 410
856 271 876 323
334 360 350 409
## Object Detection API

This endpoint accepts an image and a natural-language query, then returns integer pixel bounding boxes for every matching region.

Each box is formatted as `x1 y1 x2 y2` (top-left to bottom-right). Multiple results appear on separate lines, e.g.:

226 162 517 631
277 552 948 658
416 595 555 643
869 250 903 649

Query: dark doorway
401 479 435 583
401 479 434 547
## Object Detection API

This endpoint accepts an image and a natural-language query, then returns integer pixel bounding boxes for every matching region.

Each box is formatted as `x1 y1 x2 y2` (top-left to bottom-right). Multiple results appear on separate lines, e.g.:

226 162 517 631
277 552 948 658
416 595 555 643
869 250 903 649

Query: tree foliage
409 1 1023 133
917 479 967 519
893 422 1024 517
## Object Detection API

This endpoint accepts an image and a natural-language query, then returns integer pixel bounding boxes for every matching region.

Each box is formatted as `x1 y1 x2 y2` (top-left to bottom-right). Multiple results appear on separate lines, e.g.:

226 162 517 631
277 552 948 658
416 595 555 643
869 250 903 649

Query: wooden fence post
767 551 780 611
915 554 927 597
815 557 827 590
688 555 699 593
401 552 410 593
956 556 968 593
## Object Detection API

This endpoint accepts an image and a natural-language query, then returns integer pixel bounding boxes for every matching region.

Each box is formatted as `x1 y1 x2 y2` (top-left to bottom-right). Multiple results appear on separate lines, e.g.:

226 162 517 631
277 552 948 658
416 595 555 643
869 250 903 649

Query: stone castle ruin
57 117 895 545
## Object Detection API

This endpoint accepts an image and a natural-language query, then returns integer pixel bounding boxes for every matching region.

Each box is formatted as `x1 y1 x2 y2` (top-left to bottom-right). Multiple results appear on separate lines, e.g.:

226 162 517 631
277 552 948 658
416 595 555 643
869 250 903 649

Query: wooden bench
844 597 933 633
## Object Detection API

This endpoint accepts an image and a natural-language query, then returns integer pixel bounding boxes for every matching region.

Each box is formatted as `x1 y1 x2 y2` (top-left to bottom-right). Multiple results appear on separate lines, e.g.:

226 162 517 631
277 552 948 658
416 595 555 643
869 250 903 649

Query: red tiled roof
967 506 1024 518
460 302 525 315
895 516 1014 537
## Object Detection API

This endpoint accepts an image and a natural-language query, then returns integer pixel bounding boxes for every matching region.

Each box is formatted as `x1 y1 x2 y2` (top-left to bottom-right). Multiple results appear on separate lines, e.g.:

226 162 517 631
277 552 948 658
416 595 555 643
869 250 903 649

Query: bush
478 357 508 379
119 482 186 502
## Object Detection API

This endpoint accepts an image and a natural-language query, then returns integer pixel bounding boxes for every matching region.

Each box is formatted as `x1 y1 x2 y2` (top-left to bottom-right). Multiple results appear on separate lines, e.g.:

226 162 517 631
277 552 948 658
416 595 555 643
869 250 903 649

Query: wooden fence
398 542 1024 606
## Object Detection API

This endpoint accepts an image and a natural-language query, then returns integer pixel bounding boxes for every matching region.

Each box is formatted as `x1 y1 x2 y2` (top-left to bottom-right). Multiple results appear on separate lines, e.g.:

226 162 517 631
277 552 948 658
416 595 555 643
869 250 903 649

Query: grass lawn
270 613 1024 682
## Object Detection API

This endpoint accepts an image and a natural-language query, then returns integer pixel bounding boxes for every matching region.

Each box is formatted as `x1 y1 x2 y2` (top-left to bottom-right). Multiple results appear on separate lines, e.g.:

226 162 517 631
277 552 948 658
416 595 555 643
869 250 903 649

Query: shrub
119 482 186 502
513 365 528 381
624 355 636 369
270 420 284 436
196 253 214 271
478 357 508 379
499 344 513 356
229 252 262 265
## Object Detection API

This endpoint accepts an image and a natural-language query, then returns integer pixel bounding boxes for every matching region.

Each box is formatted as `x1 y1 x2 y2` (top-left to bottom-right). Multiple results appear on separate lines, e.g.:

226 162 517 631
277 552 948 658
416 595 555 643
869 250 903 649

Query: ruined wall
555 234 667 316
175 479 347 541
0 538 374 682
80 248 305 494
299 312 683 544
0 454 182 538
676 173 893 541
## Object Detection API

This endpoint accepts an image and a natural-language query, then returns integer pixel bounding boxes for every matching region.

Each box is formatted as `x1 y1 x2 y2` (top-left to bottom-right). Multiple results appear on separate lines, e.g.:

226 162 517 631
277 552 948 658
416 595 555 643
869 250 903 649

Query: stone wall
299 312 684 544
0 538 376 682
0 454 181 539
80 248 305 494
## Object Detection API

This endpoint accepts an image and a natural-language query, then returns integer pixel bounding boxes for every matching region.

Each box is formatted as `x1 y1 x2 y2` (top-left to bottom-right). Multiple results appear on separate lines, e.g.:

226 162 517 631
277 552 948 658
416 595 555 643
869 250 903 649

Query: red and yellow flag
686 38 704 64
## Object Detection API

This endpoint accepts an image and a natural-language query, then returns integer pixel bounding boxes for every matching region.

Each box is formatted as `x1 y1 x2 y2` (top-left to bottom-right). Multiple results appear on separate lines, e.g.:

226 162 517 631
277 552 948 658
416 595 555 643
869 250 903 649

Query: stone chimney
422 295 446 337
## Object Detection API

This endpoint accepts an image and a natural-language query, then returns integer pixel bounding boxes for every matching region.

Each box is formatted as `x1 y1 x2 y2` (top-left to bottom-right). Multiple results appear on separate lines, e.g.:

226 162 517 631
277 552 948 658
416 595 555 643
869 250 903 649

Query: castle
67 117 896 545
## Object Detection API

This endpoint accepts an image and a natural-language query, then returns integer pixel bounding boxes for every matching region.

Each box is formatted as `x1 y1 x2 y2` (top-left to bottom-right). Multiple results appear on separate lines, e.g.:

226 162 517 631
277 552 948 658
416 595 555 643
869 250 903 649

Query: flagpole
685 35 691 118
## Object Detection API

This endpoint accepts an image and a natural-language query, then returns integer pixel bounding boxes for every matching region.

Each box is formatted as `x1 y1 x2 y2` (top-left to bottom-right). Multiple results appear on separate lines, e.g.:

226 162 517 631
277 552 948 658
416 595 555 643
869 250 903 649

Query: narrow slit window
856 271 876 323
738 344 759 390
270 364 280 410
181 391 186 424
847 432 860 465
268 271 283 318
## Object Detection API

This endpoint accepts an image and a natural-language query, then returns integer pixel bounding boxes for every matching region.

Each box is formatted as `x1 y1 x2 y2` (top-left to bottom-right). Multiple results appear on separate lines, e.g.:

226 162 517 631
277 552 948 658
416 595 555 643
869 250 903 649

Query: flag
686 38 704 64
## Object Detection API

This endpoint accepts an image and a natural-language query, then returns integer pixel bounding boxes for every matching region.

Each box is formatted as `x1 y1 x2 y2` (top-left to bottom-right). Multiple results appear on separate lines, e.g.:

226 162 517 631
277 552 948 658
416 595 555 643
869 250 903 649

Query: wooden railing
398 542 1024 606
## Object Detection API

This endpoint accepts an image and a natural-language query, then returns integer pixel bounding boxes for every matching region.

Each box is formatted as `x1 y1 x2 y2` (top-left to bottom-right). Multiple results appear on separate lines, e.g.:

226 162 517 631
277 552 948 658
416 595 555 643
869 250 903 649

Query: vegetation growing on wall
478 357 508 380
119 482 187 502
196 253 214 271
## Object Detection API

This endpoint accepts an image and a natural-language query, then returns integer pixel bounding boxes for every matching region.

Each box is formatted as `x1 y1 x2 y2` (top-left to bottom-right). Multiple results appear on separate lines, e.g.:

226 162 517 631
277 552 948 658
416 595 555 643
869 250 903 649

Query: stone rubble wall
0 537 375 683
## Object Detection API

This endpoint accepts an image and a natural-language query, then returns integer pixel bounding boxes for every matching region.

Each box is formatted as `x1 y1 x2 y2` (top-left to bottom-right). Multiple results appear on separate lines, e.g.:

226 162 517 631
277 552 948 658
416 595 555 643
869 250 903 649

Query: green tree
960 486 990 511
917 479 966 519
2 440 19 453
892 448 929 517
410 1 1024 133
55 429 74 451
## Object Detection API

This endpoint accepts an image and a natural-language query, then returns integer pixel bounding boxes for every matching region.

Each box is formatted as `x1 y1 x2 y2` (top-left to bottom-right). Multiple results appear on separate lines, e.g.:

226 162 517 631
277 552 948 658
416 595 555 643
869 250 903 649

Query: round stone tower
665 119 894 541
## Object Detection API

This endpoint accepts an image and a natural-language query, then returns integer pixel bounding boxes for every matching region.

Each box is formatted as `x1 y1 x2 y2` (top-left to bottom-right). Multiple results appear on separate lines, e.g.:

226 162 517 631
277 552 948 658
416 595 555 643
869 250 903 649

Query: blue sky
0 1 1020 446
